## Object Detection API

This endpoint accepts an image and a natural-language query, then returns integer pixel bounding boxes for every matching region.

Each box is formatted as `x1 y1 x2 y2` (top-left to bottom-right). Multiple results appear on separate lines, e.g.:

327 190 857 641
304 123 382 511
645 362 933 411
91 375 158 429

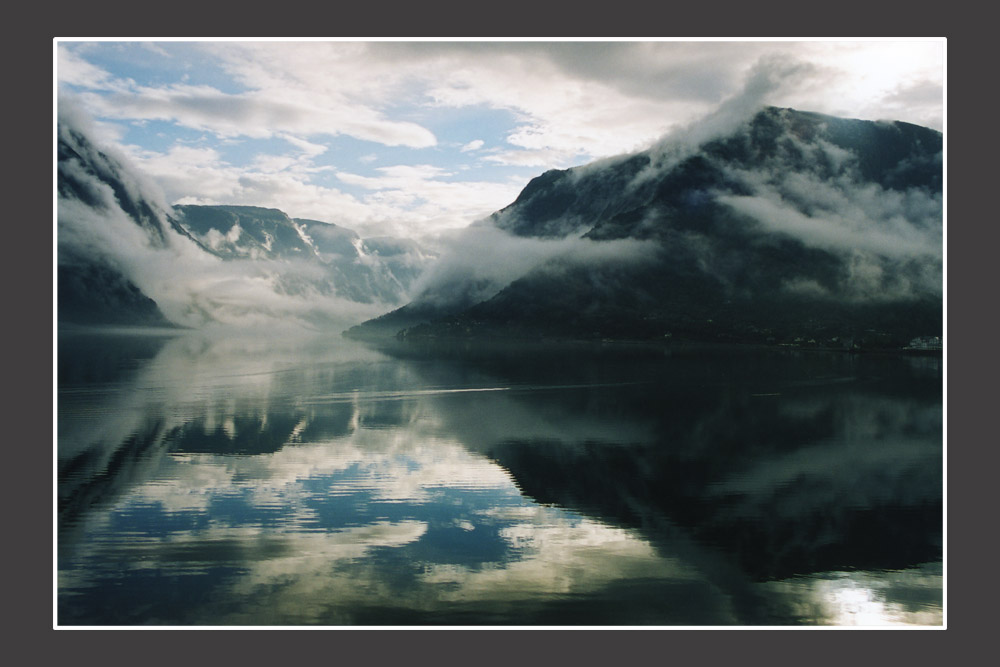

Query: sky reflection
60 428 709 624
762 563 943 626
57 330 942 625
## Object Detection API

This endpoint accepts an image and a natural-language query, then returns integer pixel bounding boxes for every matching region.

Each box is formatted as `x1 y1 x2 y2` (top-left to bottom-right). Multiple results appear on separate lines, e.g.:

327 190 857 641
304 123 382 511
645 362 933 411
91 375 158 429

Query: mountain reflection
57 330 942 625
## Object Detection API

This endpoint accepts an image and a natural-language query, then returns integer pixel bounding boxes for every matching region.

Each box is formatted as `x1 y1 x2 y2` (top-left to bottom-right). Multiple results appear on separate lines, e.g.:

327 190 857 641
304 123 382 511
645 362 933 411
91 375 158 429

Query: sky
56 39 945 241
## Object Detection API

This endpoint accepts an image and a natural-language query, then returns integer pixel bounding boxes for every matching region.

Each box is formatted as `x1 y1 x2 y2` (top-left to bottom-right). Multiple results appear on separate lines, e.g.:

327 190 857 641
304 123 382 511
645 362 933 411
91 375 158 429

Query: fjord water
57 330 943 626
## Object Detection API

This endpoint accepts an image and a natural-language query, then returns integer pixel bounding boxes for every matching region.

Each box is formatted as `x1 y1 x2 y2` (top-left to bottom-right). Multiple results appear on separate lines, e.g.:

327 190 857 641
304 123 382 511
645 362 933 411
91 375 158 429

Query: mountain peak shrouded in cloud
348 106 942 347
57 106 436 330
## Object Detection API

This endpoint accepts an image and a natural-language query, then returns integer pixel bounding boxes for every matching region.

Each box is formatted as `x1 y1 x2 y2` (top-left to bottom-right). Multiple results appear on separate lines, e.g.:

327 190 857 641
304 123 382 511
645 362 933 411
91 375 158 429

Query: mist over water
57 329 942 626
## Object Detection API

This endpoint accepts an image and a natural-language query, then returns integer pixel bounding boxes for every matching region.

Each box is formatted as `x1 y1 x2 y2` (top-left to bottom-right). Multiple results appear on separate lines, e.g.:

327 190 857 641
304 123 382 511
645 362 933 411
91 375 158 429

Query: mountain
173 205 434 306
57 121 184 327
57 115 434 328
348 107 943 349
176 205 317 261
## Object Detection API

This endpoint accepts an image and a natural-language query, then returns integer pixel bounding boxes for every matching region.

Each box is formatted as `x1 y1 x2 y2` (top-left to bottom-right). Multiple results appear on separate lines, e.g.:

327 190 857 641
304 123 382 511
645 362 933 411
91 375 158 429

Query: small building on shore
905 336 942 351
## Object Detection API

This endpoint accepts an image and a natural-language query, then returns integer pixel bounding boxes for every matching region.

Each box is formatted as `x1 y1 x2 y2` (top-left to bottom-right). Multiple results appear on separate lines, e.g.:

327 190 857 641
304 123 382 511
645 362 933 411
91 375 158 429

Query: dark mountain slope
58 261 171 327
491 107 941 244
354 107 943 348
57 122 185 327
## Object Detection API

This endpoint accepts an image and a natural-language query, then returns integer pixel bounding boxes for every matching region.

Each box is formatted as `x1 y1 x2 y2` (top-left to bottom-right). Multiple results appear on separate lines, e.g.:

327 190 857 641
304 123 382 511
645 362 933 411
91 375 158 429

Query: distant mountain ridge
57 117 434 328
176 205 317 261
349 107 943 349
173 205 434 306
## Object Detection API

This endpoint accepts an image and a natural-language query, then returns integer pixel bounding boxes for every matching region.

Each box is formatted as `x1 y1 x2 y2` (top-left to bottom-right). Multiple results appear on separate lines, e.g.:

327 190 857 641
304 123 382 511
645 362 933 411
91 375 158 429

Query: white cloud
337 164 451 190
140 42 172 57
483 147 582 168
326 166 527 237
711 145 942 302
57 45 122 91
718 193 938 260
57 40 943 241
79 84 438 147
281 133 328 158
407 224 660 309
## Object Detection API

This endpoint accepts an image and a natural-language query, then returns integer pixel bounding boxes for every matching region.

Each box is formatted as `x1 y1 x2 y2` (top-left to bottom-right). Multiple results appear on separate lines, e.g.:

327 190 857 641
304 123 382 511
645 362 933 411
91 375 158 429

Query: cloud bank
407 224 660 310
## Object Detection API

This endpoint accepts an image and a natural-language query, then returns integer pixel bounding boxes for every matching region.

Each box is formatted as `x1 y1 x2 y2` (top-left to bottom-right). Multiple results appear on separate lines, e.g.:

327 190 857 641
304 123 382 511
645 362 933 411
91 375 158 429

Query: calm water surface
57 329 943 626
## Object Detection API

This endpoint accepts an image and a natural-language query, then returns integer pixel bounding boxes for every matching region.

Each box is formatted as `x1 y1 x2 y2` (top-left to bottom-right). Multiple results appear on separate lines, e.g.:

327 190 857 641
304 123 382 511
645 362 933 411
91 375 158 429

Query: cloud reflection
58 331 942 625
761 563 943 626
62 426 714 624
